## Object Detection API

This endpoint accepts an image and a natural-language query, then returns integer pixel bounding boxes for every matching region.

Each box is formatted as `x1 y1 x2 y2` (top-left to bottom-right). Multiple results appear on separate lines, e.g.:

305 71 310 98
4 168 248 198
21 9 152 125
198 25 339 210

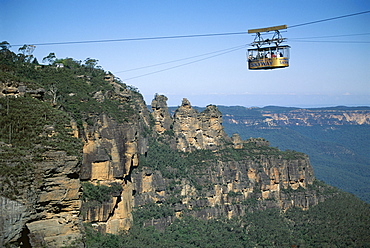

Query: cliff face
133 148 317 218
0 77 85 247
0 51 334 246
220 105 370 203
79 113 149 233
0 72 152 246
77 80 151 234
261 110 370 126
0 149 83 247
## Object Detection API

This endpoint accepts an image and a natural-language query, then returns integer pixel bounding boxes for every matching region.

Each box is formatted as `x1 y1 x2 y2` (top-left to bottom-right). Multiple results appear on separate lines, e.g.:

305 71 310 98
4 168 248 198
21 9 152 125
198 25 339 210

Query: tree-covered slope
85 193 369 247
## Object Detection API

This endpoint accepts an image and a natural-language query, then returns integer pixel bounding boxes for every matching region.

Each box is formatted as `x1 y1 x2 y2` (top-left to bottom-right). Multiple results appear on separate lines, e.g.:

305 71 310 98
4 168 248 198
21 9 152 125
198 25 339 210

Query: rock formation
128 96 328 230
77 80 151 234
151 94 173 134
172 98 231 152
0 70 152 245
77 94 324 234
79 113 149 233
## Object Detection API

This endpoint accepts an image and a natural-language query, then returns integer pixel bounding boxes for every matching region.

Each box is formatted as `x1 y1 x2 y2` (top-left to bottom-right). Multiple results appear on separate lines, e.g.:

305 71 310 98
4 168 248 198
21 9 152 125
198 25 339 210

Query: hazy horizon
143 93 370 108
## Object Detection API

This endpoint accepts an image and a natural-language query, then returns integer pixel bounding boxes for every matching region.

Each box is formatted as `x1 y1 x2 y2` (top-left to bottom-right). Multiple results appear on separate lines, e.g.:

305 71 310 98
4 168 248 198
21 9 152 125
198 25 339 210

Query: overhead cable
115 44 246 74
119 31 370 77
122 45 246 80
289 40 370 44
290 32 370 40
289 10 370 28
12 32 248 47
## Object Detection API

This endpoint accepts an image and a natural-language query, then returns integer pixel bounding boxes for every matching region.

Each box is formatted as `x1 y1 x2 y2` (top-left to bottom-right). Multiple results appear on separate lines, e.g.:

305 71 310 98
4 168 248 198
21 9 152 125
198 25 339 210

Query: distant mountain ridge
219 105 370 126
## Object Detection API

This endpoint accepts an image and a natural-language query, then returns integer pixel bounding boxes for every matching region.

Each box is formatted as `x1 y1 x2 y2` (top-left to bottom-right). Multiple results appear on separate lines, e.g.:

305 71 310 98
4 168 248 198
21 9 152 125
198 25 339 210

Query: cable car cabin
247 45 290 70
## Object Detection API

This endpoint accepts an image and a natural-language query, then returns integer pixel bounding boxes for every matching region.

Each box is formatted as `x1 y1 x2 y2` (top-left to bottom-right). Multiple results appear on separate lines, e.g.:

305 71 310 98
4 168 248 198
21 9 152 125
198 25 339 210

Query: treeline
0 42 139 125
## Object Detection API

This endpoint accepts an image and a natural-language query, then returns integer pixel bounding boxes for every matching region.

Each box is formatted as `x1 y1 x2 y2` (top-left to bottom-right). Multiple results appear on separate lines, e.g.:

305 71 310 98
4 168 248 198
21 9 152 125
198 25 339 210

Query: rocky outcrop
0 81 332 245
0 197 28 247
80 114 140 180
81 181 134 234
172 98 231 152
151 94 173 133
0 71 152 245
0 80 45 99
261 109 370 126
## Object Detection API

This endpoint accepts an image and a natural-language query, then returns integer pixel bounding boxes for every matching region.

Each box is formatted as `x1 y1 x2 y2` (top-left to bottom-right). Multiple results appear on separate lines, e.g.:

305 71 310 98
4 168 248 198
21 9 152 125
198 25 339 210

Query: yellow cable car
247 45 290 70
247 25 290 70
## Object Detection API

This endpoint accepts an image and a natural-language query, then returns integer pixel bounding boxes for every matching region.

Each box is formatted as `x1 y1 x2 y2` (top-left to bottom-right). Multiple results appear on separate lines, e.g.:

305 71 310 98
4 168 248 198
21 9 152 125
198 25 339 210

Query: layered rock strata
0 150 83 247
79 113 149 233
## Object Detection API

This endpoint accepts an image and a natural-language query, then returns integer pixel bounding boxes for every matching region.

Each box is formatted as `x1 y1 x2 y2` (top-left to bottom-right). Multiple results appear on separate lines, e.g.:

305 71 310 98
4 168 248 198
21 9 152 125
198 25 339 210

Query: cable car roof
248 25 288 34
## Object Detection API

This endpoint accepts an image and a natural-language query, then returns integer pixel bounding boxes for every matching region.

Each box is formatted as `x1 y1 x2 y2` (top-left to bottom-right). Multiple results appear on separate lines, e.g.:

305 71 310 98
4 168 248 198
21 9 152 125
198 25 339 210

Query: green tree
84 58 99 69
0 41 11 50
42 52 57 64
17 44 35 62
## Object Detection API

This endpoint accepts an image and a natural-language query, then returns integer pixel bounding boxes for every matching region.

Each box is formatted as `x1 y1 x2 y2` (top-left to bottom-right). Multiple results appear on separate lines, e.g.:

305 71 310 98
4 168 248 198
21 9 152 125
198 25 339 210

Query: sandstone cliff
73 78 151 234
156 96 231 152
0 149 83 247
79 112 149 234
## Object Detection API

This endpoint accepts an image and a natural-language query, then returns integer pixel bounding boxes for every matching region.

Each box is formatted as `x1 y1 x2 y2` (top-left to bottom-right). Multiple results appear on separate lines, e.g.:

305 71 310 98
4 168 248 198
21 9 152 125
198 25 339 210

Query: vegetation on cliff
0 96 82 199
0 44 140 125
0 44 144 200
85 192 370 247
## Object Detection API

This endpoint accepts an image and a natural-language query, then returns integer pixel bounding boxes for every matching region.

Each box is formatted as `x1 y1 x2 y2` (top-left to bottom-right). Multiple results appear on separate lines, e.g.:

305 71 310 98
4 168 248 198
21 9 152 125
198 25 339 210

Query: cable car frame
247 25 290 70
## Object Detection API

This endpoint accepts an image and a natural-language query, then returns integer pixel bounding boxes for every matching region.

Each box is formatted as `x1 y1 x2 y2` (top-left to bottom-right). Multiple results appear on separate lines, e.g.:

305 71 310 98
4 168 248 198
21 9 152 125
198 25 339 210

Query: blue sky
2 0 370 107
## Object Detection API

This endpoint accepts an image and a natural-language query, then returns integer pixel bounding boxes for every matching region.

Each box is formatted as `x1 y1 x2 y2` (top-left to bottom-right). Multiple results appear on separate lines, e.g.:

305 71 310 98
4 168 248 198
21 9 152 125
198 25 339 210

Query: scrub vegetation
85 192 370 247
